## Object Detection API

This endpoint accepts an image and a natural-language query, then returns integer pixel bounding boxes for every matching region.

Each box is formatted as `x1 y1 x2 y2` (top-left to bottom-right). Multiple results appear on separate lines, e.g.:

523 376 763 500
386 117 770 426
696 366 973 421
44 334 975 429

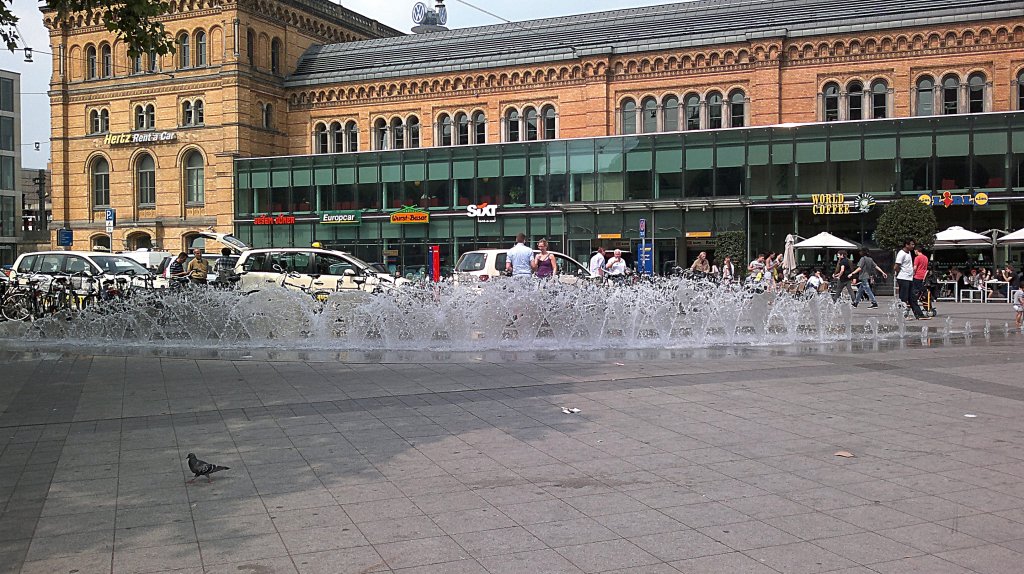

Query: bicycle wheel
2 293 33 321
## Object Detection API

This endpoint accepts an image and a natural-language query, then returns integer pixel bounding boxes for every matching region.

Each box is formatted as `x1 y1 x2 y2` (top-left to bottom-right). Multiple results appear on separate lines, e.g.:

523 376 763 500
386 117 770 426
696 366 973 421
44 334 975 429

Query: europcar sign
320 210 361 224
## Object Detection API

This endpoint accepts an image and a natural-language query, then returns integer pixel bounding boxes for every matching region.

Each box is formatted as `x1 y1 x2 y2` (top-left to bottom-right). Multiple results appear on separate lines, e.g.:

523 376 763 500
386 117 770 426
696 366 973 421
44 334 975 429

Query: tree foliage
1 0 174 56
714 230 746 271
873 198 937 251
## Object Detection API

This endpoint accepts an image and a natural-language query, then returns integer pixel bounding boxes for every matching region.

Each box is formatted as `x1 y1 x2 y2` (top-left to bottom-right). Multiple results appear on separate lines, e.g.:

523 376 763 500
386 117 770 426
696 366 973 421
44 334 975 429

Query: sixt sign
467 202 498 223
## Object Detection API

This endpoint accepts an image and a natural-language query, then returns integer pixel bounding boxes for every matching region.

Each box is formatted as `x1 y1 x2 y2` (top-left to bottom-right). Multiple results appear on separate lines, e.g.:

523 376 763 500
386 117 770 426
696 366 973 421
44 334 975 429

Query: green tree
1 0 174 57
714 230 746 271
873 198 937 251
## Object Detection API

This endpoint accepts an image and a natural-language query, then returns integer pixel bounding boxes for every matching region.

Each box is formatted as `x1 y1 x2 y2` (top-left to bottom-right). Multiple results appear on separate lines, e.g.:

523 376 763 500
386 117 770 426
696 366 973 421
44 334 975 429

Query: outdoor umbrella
997 227 1024 245
792 232 858 249
782 234 798 278
933 226 991 248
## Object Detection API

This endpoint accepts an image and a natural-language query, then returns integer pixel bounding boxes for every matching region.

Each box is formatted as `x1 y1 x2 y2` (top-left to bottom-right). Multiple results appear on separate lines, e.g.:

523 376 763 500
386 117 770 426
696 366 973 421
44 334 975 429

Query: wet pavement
2 303 1024 573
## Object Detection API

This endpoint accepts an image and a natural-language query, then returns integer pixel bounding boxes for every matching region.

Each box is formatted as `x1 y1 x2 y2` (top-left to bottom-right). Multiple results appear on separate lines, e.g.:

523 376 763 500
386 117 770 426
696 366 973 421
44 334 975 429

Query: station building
47 0 1024 274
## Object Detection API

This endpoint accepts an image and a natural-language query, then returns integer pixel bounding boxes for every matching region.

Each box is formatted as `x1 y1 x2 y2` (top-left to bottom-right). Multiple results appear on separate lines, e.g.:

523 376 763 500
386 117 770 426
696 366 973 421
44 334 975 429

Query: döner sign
254 215 296 225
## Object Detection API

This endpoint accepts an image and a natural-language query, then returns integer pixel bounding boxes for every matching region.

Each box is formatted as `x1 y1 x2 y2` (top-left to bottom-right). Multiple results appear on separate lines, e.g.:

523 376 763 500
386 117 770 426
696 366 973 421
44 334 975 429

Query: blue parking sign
104 208 116 224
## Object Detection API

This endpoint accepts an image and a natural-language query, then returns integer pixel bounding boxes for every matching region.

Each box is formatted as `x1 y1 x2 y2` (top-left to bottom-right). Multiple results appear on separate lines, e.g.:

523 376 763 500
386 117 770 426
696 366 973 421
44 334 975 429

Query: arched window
91 235 111 251
408 116 420 148
942 74 960 115
542 106 556 140
472 111 486 144
100 109 109 132
729 90 745 128
823 83 840 121
146 105 155 128
968 73 986 113
131 53 142 74
134 105 146 130
194 101 204 125
916 76 934 116
148 50 158 72
328 121 341 152
620 99 636 135
100 44 112 77
261 103 271 129
315 123 328 154
641 97 658 133
707 92 723 129
86 46 97 79
438 114 453 146
345 120 358 152
1019 70 1024 111
184 151 204 204
246 29 255 65
374 118 388 150
662 95 679 132
195 30 207 67
182 101 193 126
684 94 700 130
847 81 863 121
455 112 470 145
391 117 405 149
271 38 282 74
871 80 888 119
524 107 539 141
178 33 190 68
90 110 100 134
91 157 110 206
137 154 156 206
505 109 520 142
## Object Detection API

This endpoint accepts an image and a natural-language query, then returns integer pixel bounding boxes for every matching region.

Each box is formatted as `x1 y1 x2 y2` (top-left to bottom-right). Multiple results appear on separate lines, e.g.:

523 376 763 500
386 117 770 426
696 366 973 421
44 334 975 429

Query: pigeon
186 453 229 484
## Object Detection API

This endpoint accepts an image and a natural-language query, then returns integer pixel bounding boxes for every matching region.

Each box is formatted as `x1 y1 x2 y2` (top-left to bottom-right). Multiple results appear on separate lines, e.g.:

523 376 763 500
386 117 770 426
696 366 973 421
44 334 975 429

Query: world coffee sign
810 193 875 215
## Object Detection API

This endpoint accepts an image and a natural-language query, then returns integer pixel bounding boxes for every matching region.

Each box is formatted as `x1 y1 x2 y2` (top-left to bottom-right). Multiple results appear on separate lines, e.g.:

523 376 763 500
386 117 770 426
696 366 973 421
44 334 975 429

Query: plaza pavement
2 300 1024 573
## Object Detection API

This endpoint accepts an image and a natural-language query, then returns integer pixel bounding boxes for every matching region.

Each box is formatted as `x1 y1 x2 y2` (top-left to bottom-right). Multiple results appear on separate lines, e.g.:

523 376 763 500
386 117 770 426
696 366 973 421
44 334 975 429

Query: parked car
118 249 175 271
453 249 598 285
234 247 410 293
9 250 151 293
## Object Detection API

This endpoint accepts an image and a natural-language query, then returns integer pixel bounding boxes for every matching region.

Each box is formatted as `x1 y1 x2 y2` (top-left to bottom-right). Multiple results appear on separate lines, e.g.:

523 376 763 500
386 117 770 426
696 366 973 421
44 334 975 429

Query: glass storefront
235 112 1024 275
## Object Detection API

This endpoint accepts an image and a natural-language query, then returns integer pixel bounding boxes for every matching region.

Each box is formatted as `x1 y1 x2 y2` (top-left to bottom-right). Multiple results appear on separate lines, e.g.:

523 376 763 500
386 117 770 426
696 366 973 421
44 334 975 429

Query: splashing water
0 279 859 351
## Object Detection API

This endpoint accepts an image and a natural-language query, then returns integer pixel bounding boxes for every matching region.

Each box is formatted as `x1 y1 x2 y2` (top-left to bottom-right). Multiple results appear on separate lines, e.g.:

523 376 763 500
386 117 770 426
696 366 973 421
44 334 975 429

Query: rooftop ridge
287 0 1023 87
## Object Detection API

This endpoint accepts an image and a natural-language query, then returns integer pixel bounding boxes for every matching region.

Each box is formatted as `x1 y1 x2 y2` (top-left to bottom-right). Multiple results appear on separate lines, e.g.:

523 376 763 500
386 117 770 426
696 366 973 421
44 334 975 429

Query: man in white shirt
894 238 926 319
605 249 627 284
589 247 606 277
505 233 534 277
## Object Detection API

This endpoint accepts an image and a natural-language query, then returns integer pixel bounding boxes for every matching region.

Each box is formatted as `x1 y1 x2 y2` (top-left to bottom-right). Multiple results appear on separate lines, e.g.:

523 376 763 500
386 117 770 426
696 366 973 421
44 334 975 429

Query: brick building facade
44 0 1024 269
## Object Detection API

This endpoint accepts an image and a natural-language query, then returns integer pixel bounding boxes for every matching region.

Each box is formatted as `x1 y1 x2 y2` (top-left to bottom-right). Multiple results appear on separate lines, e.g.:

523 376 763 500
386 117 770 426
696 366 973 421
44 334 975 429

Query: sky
2 0 684 170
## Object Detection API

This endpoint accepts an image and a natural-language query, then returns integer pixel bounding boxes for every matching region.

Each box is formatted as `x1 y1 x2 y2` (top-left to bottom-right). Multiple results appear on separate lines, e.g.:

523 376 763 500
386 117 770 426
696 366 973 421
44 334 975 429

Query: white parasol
997 227 1024 245
782 234 798 278
932 226 991 248
793 232 858 249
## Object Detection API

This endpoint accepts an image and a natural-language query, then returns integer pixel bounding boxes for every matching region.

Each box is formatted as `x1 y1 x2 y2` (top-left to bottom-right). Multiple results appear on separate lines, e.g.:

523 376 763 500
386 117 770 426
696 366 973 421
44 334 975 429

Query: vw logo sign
412 2 427 24
437 4 448 25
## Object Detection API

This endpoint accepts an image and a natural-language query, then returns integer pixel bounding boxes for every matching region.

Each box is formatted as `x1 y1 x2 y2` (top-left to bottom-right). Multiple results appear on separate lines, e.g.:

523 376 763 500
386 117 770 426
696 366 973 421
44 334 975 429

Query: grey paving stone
525 517 620 547
112 542 201 574
24 530 114 562
292 545 385 574
451 526 546 558
478 548 585 574
814 531 924 565
936 543 1024 574
432 507 515 535
745 541 857 574
630 528 731 562
198 533 290 566
554 538 661 573
660 501 751 529
499 499 585 525
19 552 114 574
593 509 687 538
869 555 974 574
375 535 471 570
360 514 446 544
671 551 781 573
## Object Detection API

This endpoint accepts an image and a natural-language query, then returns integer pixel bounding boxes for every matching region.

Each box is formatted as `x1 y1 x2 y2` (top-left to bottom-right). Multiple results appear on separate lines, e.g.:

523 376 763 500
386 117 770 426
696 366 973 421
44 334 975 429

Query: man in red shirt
912 247 929 304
